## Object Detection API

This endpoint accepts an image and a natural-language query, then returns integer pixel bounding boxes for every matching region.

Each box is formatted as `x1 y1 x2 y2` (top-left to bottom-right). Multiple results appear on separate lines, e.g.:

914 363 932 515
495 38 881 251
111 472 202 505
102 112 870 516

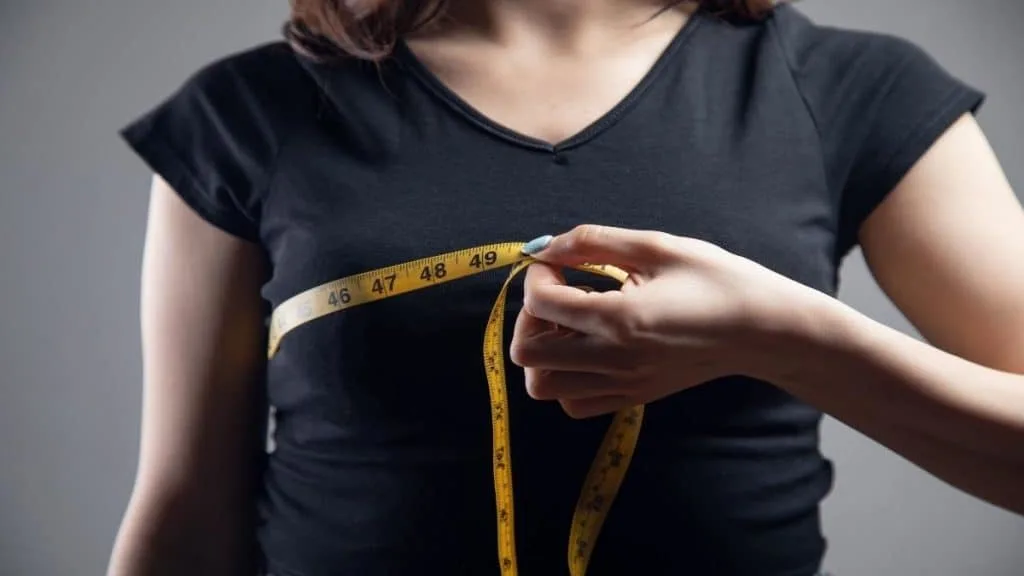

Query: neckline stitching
394 9 705 154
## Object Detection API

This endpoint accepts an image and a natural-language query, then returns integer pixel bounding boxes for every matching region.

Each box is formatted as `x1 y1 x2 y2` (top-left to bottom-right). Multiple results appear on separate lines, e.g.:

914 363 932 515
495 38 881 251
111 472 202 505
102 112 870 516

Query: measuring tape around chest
267 242 644 576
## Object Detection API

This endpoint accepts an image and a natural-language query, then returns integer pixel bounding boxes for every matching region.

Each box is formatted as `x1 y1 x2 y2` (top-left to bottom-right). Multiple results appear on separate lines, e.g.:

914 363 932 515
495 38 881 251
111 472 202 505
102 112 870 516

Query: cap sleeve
773 9 986 258
120 44 300 243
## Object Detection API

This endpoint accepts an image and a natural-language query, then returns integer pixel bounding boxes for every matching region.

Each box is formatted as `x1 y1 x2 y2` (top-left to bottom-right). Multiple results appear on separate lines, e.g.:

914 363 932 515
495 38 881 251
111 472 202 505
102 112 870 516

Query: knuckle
559 400 588 420
647 230 680 257
570 224 605 249
520 293 541 318
523 369 550 400
606 304 647 344
521 287 556 319
606 319 635 345
610 351 643 377
677 236 719 260
508 338 531 367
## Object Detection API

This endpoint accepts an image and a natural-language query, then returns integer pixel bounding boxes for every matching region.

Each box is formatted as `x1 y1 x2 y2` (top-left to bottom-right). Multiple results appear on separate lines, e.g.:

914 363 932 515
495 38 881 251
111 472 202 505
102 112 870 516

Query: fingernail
521 234 553 255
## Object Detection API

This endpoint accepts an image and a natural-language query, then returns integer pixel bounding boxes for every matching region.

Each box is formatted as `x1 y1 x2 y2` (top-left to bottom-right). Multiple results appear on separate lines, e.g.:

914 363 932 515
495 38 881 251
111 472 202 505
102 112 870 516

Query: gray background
1 0 1022 574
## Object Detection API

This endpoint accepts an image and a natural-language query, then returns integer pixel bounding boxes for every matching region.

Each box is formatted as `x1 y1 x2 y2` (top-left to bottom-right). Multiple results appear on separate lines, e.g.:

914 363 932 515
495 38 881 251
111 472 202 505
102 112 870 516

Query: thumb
522 224 677 271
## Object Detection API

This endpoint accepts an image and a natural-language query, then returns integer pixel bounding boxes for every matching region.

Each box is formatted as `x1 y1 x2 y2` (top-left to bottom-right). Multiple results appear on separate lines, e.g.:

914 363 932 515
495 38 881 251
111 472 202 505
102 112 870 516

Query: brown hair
286 0 778 61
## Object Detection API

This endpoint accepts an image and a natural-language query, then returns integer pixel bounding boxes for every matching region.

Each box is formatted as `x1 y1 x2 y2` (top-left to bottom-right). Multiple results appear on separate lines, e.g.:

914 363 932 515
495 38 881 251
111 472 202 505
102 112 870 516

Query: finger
559 395 632 420
522 224 679 271
522 262 627 339
509 318 635 374
512 296 560 341
524 369 628 401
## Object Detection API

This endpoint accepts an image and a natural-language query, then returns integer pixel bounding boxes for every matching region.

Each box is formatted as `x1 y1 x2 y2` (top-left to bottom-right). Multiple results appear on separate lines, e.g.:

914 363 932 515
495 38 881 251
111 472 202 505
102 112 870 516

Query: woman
108 0 1024 575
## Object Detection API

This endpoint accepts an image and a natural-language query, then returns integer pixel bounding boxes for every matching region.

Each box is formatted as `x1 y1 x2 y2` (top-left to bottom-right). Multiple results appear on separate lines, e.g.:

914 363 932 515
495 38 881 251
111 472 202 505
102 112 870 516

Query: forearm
852 415 1024 514
761 293 1024 513
108 482 255 576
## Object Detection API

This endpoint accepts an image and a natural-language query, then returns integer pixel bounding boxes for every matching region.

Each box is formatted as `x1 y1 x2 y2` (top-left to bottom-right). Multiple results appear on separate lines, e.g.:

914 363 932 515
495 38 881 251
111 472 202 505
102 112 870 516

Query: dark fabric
121 6 983 576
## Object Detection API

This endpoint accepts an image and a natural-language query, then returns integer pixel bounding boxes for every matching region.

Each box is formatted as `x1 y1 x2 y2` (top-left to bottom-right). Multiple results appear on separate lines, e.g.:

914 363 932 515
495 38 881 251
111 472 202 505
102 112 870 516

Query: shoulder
123 40 324 166
768 5 927 63
768 5 940 86
762 5 983 148
173 41 321 126
763 6 985 258
690 5 949 108
770 4 958 95
120 41 325 242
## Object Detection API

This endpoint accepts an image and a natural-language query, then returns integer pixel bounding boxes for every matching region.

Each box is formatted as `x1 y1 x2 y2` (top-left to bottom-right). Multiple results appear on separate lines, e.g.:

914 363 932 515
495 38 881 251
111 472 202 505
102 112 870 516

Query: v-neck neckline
394 8 705 154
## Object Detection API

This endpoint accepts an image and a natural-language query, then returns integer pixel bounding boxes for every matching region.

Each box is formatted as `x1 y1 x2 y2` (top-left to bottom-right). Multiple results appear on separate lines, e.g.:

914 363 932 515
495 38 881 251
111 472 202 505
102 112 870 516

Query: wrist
741 283 863 388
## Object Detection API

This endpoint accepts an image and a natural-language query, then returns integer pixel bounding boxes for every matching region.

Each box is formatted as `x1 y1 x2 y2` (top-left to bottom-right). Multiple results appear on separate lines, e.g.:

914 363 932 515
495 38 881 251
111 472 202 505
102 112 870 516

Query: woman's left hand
509 224 826 418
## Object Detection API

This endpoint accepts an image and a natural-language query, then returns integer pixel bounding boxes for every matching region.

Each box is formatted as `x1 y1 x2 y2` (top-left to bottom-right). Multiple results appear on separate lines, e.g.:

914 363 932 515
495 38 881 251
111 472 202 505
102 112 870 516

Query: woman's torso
123 5 983 575
256 10 837 576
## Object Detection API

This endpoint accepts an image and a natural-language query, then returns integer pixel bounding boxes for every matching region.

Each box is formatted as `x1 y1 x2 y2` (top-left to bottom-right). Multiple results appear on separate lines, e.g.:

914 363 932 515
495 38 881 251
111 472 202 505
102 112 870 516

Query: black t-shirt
121 6 984 576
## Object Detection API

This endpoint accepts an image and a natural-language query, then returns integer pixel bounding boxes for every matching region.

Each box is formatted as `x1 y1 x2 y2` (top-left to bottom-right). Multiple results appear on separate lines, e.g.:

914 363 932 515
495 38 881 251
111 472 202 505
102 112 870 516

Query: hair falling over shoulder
285 0 779 61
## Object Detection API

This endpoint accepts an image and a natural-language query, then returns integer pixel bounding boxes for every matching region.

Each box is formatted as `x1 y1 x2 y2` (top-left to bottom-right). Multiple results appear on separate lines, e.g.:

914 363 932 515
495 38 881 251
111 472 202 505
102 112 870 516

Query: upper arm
108 177 267 576
117 50 289 493
110 47 301 573
773 8 986 256
136 175 267 494
771 9 1022 367
860 114 1024 372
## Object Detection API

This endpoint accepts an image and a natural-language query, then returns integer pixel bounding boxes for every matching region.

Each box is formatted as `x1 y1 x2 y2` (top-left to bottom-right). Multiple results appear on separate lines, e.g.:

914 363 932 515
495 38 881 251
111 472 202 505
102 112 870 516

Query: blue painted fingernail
521 234 553 255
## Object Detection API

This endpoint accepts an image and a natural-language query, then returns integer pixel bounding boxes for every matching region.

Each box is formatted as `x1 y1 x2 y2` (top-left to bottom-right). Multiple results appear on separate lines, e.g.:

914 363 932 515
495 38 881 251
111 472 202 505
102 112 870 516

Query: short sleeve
773 8 986 257
120 43 303 243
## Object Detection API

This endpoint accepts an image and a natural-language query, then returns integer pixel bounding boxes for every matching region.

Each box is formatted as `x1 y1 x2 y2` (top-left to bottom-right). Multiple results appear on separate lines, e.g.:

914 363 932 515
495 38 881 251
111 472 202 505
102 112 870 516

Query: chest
263 110 838 311
258 67 840 428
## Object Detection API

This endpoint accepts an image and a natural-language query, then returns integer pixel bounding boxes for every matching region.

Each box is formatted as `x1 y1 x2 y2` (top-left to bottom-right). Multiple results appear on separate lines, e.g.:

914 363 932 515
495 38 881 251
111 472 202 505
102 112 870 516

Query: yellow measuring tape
267 242 644 576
